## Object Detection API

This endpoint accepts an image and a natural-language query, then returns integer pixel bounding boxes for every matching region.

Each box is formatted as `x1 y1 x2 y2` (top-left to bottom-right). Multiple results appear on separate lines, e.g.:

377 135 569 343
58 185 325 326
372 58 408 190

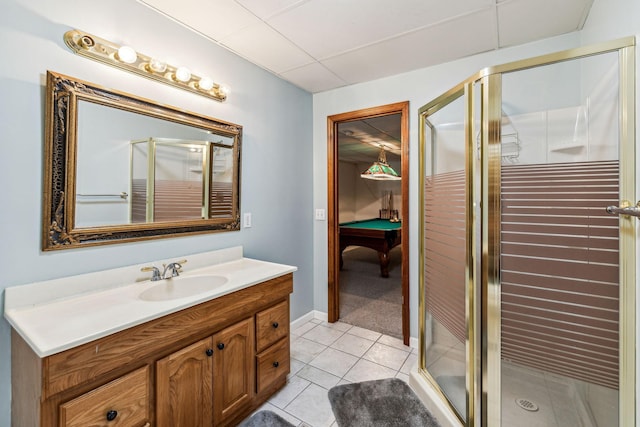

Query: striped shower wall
424 169 467 344
501 160 619 390
131 179 233 222
424 160 619 390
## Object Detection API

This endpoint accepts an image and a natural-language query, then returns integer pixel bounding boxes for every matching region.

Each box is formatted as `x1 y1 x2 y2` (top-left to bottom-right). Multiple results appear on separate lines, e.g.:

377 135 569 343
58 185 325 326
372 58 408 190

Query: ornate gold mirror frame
43 70 242 251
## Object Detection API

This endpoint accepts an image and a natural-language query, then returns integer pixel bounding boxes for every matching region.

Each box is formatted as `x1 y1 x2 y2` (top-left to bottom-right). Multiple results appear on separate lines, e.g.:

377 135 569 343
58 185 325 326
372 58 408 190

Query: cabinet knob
273 361 279 368
272 322 279 329
106 410 118 421
217 343 225 350
206 348 214 357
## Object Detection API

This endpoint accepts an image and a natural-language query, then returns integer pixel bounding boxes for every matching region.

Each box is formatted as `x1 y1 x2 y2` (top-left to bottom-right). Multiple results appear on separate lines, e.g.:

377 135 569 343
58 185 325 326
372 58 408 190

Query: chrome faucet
140 266 163 281
141 259 187 281
162 259 187 279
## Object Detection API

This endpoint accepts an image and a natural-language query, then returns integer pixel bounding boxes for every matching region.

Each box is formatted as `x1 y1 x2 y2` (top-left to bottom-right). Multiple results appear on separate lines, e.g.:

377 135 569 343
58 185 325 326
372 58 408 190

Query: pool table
339 218 401 278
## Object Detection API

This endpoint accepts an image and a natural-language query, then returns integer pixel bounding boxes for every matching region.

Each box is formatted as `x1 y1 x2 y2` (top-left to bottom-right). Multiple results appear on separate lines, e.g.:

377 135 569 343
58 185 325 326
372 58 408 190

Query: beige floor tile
291 337 327 363
346 325 382 341
269 375 311 409
343 358 398 383
319 321 353 332
378 334 411 351
309 347 359 378
330 333 374 357
362 342 410 370
285 383 335 427
292 321 318 337
302 325 345 346
296 365 341 389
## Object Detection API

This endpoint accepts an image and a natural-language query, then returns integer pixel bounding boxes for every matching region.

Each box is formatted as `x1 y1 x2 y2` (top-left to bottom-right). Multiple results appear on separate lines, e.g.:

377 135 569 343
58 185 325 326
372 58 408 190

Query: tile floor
245 317 601 427
247 317 418 427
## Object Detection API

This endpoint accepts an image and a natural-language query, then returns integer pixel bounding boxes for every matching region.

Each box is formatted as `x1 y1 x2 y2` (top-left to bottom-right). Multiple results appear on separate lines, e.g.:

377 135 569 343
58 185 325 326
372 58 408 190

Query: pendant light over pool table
361 145 401 181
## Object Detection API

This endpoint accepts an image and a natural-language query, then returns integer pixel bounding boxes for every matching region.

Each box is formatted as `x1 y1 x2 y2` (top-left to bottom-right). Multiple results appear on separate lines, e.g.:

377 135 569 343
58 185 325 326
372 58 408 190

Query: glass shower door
495 51 625 427
420 89 476 424
419 37 635 427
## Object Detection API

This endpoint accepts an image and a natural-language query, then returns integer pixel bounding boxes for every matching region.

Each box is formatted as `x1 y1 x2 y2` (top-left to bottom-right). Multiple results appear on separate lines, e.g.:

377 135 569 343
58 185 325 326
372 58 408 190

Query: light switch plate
244 213 252 228
315 209 326 220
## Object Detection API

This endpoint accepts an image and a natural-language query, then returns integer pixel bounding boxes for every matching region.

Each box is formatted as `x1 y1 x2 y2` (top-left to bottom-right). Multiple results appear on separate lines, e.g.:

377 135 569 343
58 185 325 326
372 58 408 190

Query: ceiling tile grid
220 22 315 73
320 8 499 85
137 0 594 93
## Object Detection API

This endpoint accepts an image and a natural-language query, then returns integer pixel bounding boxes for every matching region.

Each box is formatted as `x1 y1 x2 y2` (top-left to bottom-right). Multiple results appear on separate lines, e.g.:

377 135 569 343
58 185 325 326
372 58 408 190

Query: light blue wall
0 0 313 424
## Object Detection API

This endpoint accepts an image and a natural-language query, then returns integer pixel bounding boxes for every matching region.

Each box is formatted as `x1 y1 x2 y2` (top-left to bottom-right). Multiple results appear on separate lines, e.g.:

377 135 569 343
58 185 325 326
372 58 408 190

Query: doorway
327 101 410 345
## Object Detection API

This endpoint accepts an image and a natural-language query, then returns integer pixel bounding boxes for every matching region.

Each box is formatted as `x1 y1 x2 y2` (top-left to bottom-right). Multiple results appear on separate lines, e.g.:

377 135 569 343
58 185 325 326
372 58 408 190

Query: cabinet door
156 337 214 427
213 317 255 425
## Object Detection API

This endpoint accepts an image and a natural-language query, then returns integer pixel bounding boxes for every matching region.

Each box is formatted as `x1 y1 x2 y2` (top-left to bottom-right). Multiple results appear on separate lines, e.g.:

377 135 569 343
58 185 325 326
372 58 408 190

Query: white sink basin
139 275 229 301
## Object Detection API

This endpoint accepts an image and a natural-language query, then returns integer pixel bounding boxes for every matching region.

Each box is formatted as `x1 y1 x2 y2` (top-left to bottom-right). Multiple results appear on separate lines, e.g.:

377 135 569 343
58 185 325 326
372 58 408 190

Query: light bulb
147 58 167 73
116 45 137 64
174 67 191 82
219 85 230 96
198 77 214 91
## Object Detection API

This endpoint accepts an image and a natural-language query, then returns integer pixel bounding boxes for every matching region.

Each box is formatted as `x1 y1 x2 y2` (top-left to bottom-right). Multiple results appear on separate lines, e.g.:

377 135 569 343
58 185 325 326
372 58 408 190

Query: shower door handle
606 200 640 218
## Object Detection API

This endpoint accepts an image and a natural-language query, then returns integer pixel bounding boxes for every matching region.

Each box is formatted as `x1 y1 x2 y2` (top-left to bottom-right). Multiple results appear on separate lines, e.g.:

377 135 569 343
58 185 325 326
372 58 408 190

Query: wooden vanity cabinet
212 317 255 424
255 300 290 396
59 366 150 427
156 337 214 427
11 273 293 427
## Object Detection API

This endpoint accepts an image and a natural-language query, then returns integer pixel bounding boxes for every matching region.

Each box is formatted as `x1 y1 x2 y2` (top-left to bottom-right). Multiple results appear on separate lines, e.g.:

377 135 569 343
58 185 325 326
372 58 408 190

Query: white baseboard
409 336 419 349
290 310 327 330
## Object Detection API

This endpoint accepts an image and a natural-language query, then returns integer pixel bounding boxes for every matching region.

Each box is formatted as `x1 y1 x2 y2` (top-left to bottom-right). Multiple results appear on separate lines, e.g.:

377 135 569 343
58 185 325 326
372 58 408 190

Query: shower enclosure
130 137 235 222
417 38 636 426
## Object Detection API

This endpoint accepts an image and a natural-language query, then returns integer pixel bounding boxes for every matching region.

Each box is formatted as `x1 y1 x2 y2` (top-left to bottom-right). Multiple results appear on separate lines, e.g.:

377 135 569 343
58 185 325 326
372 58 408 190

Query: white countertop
4 247 296 358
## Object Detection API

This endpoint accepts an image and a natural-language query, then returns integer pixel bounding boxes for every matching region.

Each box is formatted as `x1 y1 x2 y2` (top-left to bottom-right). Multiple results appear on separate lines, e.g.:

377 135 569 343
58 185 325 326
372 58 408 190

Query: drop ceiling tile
235 0 305 20
322 8 497 85
220 23 315 73
498 0 592 47
279 62 347 93
267 0 495 59
138 0 261 40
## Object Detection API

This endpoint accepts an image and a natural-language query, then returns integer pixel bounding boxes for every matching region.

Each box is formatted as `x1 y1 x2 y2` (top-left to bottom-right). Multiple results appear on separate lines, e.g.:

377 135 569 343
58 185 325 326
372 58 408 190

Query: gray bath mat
328 378 442 427
238 410 296 427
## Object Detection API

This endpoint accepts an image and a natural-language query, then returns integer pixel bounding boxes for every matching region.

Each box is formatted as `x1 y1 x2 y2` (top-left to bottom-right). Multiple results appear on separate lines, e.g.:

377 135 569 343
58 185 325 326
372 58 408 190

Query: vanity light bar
63 29 228 102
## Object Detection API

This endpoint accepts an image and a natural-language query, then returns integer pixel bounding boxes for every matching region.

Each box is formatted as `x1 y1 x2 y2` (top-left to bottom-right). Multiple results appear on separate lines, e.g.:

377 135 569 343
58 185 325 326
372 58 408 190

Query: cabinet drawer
255 300 289 352
256 338 290 394
59 366 149 427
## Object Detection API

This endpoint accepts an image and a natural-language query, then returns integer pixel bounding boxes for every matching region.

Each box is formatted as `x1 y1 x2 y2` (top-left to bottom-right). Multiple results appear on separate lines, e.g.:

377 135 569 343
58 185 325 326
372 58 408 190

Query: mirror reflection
43 71 242 250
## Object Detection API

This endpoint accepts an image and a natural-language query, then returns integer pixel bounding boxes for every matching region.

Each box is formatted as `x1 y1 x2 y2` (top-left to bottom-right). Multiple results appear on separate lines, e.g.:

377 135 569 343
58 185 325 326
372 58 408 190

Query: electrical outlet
243 213 252 228
315 209 326 220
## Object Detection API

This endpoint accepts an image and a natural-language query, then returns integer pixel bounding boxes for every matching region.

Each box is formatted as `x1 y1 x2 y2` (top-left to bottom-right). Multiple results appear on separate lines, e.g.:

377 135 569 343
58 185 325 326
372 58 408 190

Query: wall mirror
43 70 242 250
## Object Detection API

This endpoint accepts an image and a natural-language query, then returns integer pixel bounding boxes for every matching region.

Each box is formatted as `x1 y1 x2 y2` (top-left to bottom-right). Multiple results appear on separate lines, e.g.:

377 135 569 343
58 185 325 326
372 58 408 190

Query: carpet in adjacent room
328 378 442 427
339 246 402 338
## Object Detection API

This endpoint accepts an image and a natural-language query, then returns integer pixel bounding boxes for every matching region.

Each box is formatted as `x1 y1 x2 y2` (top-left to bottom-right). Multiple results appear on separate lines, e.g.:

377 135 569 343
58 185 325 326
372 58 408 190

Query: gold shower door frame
418 37 636 427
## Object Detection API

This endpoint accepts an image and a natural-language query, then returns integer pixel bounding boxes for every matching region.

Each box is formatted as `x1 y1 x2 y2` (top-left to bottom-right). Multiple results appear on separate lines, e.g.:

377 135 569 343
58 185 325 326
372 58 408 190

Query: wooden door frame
327 101 410 345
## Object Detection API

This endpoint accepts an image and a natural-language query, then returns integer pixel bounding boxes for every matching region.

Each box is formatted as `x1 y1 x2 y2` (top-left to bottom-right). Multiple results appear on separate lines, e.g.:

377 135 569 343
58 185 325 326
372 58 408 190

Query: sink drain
515 398 539 412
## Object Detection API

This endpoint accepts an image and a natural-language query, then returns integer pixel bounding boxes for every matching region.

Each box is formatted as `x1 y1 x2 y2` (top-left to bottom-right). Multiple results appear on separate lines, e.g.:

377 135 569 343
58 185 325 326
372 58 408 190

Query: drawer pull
273 361 279 368
217 343 225 350
106 410 118 421
272 322 279 328
206 348 214 357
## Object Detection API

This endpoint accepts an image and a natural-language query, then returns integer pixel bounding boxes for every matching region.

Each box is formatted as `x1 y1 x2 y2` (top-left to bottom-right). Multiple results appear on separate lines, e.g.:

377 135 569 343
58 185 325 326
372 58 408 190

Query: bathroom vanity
5 247 296 427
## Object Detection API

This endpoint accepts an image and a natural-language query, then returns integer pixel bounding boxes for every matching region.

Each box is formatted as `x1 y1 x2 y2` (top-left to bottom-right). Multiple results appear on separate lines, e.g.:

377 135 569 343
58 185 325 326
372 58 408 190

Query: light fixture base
63 29 227 102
